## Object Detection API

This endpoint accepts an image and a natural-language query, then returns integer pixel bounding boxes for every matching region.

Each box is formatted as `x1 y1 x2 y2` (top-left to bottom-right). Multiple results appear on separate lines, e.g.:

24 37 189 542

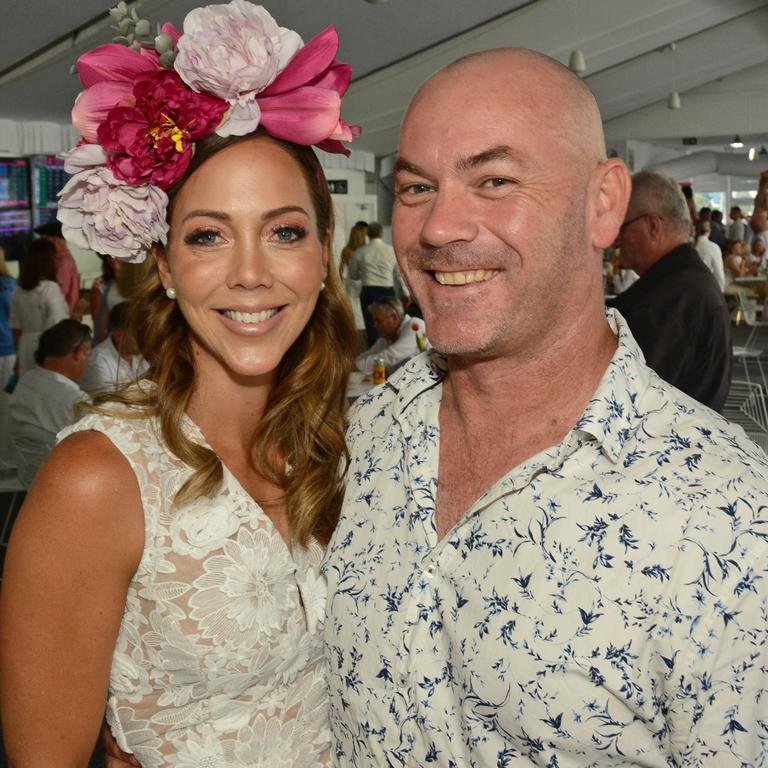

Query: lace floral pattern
60 411 330 766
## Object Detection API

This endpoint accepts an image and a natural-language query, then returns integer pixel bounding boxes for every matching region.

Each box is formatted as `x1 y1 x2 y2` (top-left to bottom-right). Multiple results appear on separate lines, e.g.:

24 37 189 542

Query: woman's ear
153 245 172 290
589 158 632 250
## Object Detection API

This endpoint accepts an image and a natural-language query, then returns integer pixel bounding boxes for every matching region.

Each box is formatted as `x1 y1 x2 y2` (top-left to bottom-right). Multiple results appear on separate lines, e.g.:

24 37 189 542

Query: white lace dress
59 410 331 767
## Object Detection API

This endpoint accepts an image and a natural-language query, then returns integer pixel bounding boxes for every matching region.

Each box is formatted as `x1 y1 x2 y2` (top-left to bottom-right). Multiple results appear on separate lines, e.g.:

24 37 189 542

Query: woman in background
340 222 368 348
9 238 69 376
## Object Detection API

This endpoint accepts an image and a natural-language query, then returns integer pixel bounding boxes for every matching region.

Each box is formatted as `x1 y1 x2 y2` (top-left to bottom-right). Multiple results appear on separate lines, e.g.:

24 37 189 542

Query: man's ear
153 245 172 290
589 158 632 250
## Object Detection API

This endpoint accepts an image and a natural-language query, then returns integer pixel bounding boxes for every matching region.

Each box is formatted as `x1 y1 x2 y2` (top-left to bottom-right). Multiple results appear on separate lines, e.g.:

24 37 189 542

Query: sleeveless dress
59 409 331 767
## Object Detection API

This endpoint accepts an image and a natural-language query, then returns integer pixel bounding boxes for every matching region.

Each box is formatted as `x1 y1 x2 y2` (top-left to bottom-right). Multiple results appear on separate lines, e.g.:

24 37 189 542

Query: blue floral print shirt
324 310 768 768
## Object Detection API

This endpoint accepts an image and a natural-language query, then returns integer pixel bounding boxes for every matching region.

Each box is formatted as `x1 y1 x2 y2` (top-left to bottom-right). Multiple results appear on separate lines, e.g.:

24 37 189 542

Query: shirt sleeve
668 564 768 765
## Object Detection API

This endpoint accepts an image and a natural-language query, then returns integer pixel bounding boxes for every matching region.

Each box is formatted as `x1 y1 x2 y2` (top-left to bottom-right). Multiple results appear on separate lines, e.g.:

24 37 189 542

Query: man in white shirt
728 205 750 244
325 48 768 768
347 222 407 344
355 297 426 375
79 301 148 395
694 219 726 290
9 319 91 488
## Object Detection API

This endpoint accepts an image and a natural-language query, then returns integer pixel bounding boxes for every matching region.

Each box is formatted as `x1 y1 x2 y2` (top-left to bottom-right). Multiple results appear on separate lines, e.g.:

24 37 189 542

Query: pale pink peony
174 0 302 136
61 143 108 174
57 167 168 263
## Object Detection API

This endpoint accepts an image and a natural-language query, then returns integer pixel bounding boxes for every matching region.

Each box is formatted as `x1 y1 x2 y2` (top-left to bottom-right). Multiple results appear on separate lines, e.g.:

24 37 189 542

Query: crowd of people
0 2 766 767
0 222 150 489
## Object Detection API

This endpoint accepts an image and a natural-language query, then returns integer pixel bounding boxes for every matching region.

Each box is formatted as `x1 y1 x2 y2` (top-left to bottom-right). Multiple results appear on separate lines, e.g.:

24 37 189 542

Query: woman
9 238 69 376
0 245 17 473
90 255 125 343
339 222 368 347
0 2 358 764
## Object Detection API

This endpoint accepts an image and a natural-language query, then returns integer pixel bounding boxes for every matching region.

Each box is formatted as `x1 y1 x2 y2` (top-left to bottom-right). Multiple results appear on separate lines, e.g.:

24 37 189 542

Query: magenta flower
96 70 227 189
256 26 360 155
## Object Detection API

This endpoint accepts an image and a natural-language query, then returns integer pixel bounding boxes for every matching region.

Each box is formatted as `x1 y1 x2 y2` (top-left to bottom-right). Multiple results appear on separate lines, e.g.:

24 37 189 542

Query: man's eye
398 183 432 197
484 177 510 188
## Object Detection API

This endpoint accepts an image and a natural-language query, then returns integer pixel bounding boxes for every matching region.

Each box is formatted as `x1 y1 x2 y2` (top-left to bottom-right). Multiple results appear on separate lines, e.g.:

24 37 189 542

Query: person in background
34 220 85 318
709 209 727 253
325 50 767 767
355 296 426 375
9 238 69 377
694 219 726 291
339 221 368 348
723 239 747 288
79 301 149 395
680 183 697 235
90 255 127 343
347 221 406 345
610 170 732 412
8 319 91 489
746 237 766 276
0 245 17 476
728 205 751 244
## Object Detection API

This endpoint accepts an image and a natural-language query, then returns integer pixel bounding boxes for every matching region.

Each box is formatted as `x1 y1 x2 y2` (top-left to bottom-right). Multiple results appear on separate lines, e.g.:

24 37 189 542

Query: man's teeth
224 308 278 323
434 269 497 286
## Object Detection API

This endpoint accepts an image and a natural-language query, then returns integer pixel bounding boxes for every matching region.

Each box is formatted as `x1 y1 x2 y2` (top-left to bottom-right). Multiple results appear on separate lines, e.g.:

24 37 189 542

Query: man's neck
433 308 618 539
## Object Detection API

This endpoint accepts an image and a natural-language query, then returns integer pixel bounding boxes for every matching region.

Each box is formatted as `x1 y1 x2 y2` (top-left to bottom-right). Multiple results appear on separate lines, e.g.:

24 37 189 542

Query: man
347 221 406 344
609 170 732 411
79 301 148 395
694 219 726 291
728 205 750 244
9 319 91 488
325 49 767 767
34 220 83 316
355 296 426 375
709 209 727 253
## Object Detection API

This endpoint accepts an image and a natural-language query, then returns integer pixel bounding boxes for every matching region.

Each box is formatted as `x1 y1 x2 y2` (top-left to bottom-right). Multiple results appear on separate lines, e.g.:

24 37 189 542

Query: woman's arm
0 431 144 767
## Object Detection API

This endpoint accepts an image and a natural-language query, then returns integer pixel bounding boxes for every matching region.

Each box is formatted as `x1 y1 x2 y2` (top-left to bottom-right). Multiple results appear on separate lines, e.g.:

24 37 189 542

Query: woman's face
157 138 327 382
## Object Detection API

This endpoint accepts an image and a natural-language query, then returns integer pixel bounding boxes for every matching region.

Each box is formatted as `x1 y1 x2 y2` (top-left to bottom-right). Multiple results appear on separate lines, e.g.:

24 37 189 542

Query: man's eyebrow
394 147 527 179
455 146 525 172
393 157 427 177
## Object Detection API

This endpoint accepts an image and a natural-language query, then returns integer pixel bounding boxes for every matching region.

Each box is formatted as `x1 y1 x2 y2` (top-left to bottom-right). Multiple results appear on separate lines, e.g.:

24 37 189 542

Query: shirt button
424 563 436 578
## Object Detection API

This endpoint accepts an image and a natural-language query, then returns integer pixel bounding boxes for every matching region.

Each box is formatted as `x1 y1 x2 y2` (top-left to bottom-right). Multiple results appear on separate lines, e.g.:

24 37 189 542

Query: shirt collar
384 308 649 465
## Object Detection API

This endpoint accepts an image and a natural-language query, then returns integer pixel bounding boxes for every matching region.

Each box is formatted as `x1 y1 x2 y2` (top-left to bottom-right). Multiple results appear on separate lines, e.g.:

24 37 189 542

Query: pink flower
174 0 302 136
96 70 227 189
256 26 360 154
57 167 168 263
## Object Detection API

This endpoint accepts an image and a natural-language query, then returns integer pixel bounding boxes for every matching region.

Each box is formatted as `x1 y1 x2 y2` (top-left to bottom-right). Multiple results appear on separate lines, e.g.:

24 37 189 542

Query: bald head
404 48 606 172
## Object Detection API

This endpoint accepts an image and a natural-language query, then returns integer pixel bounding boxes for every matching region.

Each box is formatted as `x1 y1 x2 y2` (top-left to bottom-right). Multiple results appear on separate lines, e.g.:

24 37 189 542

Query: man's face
392 64 598 359
613 208 652 273
371 307 401 342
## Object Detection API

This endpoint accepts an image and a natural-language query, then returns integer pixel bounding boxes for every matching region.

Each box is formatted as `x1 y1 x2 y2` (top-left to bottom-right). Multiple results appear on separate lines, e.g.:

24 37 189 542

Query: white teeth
434 269 498 285
223 308 278 324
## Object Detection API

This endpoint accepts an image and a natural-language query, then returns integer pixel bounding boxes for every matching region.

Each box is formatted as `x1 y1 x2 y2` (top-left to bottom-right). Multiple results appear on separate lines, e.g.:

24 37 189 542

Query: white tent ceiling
1 0 767 176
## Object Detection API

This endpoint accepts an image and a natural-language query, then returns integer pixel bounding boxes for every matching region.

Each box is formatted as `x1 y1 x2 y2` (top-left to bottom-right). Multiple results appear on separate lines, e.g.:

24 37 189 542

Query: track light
667 91 680 110
568 49 586 74
749 147 757 161
759 146 768 157
730 136 744 149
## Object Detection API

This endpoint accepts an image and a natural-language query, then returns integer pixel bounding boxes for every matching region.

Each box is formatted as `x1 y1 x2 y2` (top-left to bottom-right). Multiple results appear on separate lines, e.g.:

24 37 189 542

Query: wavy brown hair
93 130 356 547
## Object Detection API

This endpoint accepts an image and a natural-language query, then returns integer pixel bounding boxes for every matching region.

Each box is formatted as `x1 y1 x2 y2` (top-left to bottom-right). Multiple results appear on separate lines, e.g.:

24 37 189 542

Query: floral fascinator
57 0 360 262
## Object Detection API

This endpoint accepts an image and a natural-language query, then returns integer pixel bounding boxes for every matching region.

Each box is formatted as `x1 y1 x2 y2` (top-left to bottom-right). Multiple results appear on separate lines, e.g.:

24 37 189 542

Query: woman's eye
273 225 307 243
184 229 221 246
